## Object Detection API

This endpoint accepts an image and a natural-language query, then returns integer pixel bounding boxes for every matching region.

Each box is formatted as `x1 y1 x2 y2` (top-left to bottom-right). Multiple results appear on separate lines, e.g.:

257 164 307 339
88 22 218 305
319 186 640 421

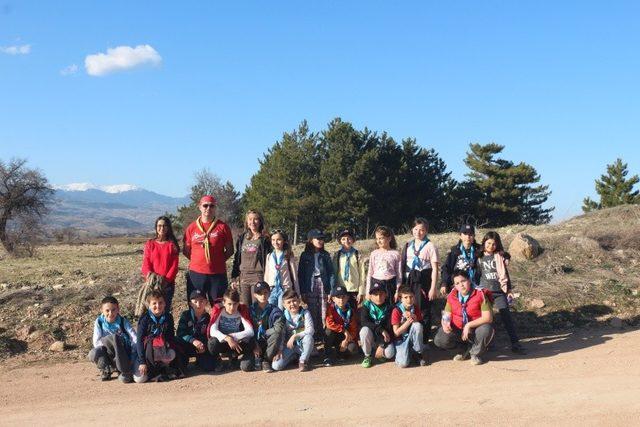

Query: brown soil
1 327 639 426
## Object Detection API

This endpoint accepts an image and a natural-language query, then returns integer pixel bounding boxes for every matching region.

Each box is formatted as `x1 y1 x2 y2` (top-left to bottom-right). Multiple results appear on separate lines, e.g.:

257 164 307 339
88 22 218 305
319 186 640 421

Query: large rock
509 233 541 260
569 236 600 252
49 341 66 352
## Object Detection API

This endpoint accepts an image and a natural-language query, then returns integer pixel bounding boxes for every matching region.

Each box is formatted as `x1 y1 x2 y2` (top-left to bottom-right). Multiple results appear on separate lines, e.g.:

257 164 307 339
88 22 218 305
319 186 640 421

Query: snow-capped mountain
49 184 189 236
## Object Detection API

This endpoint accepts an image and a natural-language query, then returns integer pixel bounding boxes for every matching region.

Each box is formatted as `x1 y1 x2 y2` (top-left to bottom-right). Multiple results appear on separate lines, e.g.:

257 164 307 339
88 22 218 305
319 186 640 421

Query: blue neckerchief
396 303 415 341
340 248 356 281
284 308 305 345
460 244 476 283
363 300 387 325
457 290 472 325
272 251 285 294
251 302 273 340
334 303 352 328
148 309 166 337
99 314 131 350
410 239 429 270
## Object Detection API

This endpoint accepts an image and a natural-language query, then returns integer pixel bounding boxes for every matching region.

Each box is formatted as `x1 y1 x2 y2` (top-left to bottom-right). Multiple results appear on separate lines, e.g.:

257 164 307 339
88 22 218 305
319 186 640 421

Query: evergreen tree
582 158 640 212
243 121 321 239
464 143 553 226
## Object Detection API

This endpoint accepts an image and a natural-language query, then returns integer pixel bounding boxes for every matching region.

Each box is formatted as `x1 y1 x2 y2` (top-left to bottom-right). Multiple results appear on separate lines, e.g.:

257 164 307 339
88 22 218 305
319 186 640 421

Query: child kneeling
88 296 137 383
251 281 285 372
272 289 315 372
323 285 359 367
135 290 184 383
359 282 395 368
176 289 216 373
207 288 255 372
391 285 429 368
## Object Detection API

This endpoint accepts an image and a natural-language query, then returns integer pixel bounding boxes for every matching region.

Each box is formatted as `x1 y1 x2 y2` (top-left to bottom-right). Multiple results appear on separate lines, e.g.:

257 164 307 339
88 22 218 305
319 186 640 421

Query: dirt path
1 327 639 426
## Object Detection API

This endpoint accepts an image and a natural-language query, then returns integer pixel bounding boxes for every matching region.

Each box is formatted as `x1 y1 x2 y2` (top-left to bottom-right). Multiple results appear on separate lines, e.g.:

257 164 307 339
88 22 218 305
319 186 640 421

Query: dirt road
1 327 639 426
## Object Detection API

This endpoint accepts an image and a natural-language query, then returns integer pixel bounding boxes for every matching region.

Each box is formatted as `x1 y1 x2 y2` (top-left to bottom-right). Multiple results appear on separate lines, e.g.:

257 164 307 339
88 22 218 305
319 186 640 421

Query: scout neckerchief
148 309 166 337
339 248 356 281
363 300 387 325
457 289 472 325
99 314 132 350
284 308 306 345
410 239 429 270
334 303 352 329
196 216 218 264
396 303 415 341
251 302 273 340
272 251 285 294
460 243 476 282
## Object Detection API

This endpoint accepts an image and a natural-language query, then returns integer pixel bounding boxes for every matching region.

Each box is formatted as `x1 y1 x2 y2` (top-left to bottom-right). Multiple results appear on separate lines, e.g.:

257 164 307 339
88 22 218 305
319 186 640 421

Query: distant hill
49 184 189 236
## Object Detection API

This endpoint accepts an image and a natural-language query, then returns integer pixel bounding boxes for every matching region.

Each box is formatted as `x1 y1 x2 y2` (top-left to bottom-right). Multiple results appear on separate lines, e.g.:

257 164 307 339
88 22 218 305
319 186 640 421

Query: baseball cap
369 282 387 295
330 286 348 297
253 281 271 294
459 224 475 235
338 228 354 239
189 289 207 300
307 229 326 240
199 195 217 206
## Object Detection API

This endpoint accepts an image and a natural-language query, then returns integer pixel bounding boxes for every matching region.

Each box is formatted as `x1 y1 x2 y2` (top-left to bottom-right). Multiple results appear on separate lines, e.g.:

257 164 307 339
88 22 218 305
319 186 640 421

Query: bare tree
0 159 54 255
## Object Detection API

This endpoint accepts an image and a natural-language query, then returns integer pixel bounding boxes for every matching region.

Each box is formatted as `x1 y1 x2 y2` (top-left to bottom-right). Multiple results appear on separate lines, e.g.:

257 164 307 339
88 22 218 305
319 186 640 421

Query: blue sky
1 1 639 221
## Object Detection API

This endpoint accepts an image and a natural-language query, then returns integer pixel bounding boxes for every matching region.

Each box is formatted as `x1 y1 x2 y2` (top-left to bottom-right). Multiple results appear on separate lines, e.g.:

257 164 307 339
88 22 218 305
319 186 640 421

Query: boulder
509 233 541 260
530 298 545 309
569 236 601 252
49 341 66 352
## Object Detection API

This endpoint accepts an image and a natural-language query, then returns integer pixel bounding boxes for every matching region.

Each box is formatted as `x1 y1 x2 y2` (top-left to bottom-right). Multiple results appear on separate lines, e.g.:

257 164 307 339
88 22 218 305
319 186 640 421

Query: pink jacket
494 252 510 293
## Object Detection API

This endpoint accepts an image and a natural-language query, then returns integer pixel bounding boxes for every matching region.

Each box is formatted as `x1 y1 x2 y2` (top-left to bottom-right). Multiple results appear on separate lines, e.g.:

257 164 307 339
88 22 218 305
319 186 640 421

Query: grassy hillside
1 205 639 364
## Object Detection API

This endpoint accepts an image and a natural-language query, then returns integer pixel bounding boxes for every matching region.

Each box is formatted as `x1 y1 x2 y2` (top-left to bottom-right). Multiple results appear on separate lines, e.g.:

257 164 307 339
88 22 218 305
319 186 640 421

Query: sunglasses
201 204 215 208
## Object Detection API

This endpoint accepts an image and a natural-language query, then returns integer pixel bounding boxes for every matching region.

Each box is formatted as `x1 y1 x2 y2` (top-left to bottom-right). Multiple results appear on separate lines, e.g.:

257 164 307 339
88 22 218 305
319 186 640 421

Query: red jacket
447 288 493 330
206 303 253 338
141 239 180 283
325 303 359 337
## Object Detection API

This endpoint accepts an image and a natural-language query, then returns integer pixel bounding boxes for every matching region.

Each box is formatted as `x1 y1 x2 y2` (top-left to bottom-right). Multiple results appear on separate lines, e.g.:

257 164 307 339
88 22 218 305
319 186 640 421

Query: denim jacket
298 250 335 294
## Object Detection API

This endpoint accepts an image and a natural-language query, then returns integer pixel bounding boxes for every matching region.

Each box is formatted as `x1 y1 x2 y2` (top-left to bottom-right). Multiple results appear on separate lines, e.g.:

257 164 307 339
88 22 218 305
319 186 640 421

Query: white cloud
0 44 31 55
60 64 78 76
84 44 161 77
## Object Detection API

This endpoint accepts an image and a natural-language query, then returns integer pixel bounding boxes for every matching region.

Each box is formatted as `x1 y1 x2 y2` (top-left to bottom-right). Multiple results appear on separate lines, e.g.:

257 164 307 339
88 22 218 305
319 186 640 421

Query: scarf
284 308 306 345
363 300 387 325
410 239 429 270
457 291 471 325
251 302 273 340
334 303 352 329
148 309 166 337
340 248 356 281
460 243 476 283
98 314 122 336
396 303 415 341
196 216 218 264
272 251 285 293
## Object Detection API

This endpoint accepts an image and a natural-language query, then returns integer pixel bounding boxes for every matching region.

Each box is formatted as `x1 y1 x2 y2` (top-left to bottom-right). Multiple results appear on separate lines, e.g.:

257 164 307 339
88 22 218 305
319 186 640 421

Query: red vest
447 288 491 329
206 303 253 338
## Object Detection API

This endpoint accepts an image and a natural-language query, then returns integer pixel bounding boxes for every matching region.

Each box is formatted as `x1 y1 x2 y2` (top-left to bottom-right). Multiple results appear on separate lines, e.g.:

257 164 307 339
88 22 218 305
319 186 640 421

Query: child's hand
287 335 296 349
381 330 391 343
357 295 364 305
428 287 437 301
394 292 399 303
462 324 471 341
139 364 147 376
340 339 349 352
273 351 283 362
327 295 332 303
344 330 352 342
193 339 205 353
253 344 262 358
226 336 242 353
442 319 452 334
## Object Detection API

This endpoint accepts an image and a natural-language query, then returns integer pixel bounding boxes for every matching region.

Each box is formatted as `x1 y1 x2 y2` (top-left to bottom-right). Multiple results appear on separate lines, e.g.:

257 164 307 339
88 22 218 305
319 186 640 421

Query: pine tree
582 158 640 212
243 121 321 239
464 143 553 226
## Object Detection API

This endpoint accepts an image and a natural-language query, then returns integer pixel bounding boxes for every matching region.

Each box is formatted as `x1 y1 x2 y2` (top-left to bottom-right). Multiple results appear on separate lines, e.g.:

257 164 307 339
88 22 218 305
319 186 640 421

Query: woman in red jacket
141 216 180 312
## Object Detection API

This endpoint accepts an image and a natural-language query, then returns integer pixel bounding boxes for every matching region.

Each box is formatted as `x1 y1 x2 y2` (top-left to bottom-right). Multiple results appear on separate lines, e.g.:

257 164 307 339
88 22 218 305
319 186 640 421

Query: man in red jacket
434 270 494 365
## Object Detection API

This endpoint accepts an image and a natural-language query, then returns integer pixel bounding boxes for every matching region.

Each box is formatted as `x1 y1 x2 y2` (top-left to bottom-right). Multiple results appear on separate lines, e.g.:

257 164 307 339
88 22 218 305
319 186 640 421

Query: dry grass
1 205 639 365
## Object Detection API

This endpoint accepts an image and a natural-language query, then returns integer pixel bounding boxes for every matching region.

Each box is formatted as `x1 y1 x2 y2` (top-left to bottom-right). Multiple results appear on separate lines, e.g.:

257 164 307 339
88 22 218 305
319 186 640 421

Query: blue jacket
298 250 335 294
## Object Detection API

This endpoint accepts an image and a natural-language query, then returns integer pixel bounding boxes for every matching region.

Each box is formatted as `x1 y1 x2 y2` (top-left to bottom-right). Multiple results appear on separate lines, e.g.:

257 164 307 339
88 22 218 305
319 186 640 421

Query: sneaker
323 357 333 367
299 362 309 372
254 357 263 371
100 368 111 381
419 353 430 367
511 343 526 354
119 373 133 383
471 355 483 365
262 361 273 373
453 352 470 362
361 356 373 368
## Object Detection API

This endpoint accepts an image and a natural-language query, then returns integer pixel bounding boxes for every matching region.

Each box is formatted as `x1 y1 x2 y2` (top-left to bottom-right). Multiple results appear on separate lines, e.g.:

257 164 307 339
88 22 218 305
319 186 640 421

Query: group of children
89 216 523 382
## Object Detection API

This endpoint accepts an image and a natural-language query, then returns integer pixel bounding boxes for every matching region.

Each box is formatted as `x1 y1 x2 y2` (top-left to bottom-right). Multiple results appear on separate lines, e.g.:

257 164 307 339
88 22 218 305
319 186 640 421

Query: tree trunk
0 215 13 254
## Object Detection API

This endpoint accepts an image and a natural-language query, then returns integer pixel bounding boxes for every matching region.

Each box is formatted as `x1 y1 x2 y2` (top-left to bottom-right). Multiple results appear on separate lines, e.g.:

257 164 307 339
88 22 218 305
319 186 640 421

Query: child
366 226 402 301
231 210 272 306
264 229 299 309
478 231 524 354
400 218 439 340
298 229 335 340
434 270 494 365
440 224 482 295
176 289 216 373
272 289 315 372
135 290 182 383
391 285 429 368
323 285 359 367
251 281 285 372
207 288 255 372
359 282 396 368
88 296 137 383
333 228 366 306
